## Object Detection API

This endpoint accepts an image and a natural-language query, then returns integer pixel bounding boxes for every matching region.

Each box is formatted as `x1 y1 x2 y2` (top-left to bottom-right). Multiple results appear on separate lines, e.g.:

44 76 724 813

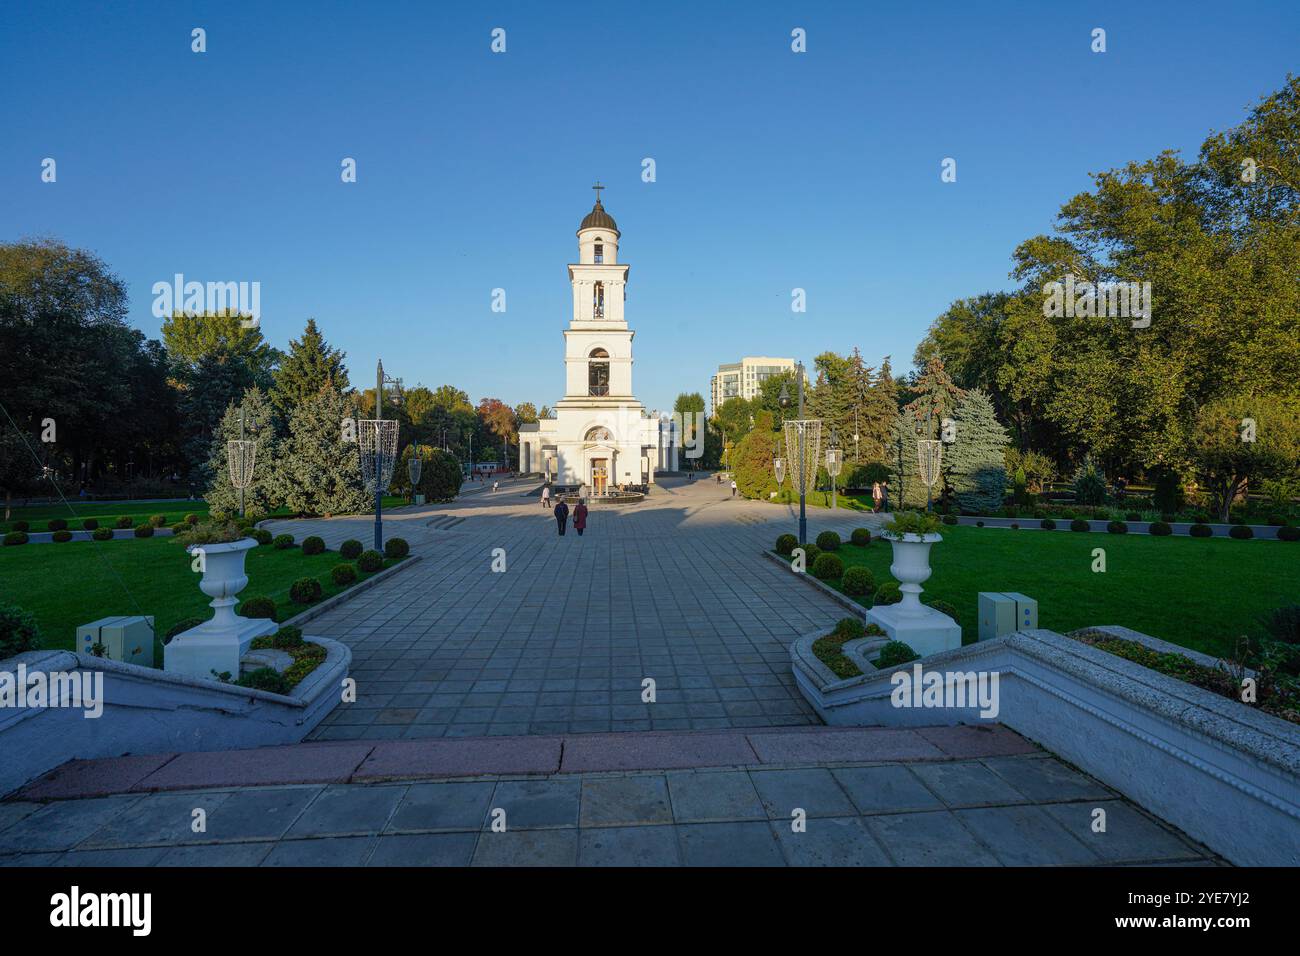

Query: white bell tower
563 182 634 399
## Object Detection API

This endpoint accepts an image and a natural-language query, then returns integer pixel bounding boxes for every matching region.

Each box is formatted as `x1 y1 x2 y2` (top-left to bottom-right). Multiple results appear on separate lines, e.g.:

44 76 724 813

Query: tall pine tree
946 388 1010 513
271 386 371 517
204 386 281 518
270 319 350 422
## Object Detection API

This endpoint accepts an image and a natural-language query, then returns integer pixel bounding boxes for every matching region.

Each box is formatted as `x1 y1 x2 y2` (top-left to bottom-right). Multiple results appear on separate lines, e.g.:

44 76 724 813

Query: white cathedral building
518 187 679 492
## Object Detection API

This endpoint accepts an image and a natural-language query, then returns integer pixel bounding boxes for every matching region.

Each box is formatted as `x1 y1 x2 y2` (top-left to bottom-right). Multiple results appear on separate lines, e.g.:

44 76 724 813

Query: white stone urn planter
164 537 276 680
868 531 960 656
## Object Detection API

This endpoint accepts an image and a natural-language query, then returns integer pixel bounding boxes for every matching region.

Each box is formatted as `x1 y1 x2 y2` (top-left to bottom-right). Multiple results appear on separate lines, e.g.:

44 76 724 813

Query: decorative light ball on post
773 457 786 486
407 447 423 486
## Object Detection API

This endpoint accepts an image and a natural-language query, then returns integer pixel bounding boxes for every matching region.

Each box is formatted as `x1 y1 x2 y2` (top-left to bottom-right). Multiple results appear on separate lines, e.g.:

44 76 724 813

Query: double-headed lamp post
827 427 842 511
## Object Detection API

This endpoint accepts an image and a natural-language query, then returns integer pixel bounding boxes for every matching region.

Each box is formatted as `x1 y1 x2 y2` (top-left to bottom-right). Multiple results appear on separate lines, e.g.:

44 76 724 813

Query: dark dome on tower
579 196 619 235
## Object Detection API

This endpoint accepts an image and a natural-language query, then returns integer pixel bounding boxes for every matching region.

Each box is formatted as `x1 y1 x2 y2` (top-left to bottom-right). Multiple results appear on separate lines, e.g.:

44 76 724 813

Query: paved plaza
266 476 880 739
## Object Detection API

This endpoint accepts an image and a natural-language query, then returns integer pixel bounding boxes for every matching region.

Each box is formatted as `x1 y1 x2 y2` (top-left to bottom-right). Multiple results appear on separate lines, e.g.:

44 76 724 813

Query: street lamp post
364 360 401 551
778 363 818 544
827 428 842 511
227 406 257 518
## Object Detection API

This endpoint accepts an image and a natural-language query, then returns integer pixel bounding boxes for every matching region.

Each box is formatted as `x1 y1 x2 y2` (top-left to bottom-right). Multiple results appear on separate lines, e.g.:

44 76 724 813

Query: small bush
1278 525 1300 542
850 528 872 546
3 531 28 546
170 522 187 535
134 523 154 538
1189 523 1213 538
115 515 134 529
253 528 272 545
358 550 384 573
815 530 841 551
874 581 902 606
833 617 865 640
1010 522 1019 530
1148 521 1172 536
273 534 294 550
52 530 73 543
185 513 200 525
164 617 204 643
942 514 958 525
331 563 358 586
976 521 984 528
877 640 919 668
236 667 292 695
82 518 98 531
149 514 167 527
340 539 363 560
1070 519 1090 532
302 535 326 556
775 533 797 555
841 565 875 596
797 543 821 568
812 552 844 580
1040 518 1056 530
271 625 305 649
289 577 322 604
239 596 277 619
1107 521 1128 535
0 603 42 658
92 527 112 541
47 518 68 532
12 521 28 532
1229 524 1254 540
384 537 410 559
928 599 958 619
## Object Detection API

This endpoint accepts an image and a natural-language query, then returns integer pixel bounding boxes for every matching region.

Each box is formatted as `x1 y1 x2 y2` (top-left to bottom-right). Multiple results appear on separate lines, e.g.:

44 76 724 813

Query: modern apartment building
709 356 799 416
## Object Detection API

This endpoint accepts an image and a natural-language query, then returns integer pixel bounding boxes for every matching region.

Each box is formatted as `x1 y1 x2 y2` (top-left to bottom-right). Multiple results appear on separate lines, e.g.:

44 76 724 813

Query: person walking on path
880 480 890 513
573 499 588 536
493 479 499 493
730 479 738 498
541 485 551 509
872 482 883 513
554 498 569 536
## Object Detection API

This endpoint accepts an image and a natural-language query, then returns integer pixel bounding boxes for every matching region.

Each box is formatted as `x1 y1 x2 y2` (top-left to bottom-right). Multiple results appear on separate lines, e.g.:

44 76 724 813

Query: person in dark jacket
573 500 588 536
554 498 569 536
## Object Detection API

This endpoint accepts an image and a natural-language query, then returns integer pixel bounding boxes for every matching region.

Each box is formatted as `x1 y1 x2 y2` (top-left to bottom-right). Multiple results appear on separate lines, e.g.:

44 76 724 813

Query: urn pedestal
866 532 962 657
164 538 277 680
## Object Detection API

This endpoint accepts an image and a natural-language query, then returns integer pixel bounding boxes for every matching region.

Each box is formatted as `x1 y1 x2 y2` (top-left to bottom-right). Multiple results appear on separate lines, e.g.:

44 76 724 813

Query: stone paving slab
14 753 179 801
130 742 377 792
354 736 564 781
559 730 759 772
746 727 946 763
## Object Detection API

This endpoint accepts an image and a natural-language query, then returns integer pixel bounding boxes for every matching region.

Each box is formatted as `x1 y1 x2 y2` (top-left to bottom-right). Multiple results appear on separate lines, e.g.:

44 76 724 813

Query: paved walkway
0 737 1219 866
263 477 882 739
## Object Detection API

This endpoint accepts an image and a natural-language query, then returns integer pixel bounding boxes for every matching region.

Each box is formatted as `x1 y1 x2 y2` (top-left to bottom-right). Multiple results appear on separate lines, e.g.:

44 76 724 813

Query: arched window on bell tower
592 282 605 319
594 239 604 263
588 348 610 396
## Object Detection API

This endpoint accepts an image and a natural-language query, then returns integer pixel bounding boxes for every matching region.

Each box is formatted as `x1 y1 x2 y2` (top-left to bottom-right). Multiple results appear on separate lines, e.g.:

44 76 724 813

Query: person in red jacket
573 499 588 536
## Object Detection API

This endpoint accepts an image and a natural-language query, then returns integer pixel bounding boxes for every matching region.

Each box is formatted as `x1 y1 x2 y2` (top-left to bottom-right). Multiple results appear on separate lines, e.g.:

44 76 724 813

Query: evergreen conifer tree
204 386 281 518
946 388 1010 513
270 319 350 422
271 386 371 517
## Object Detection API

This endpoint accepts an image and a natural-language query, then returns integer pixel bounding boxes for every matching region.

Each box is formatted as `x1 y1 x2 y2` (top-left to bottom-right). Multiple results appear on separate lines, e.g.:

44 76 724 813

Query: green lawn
0 535 405 663
807 525 1300 659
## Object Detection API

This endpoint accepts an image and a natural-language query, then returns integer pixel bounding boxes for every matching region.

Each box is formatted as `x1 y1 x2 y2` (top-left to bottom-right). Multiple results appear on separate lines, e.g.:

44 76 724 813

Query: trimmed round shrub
185 513 200 525
1040 518 1057 530
82 518 98 531
115 515 134 529
815 530 841 551
1070 519 1090 532
12 521 28 533
811 552 844 580
149 514 167 527
237 667 292 695
874 581 902 606
164 617 203 644
92 527 113 541
358 549 384 573
1010 522 1019 530
942 514 958 525
1229 524 1254 540
239 596 277 619
1107 521 1128 535
339 539 363 560
775 533 798 555
52 530 73 543
0 603 42 658
850 527 872 546
331 563 358 586
975 521 984 528
797 543 821 568
289 577 322 604
384 537 410 559
1189 523 1213 538
1125 511 1141 522
841 566 875 596
928 599 958 619
1278 525 1300 542
271 625 305 649
134 523 154 538
302 535 326 556
1148 521 1173 536
832 617 865 640
253 528 272 545
876 640 919 668
47 518 68 532
170 522 187 535
273 534 294 550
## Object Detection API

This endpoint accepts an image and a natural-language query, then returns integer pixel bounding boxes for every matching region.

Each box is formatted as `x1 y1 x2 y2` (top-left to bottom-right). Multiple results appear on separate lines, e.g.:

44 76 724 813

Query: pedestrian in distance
573 499 588 537
554 498 569 536
730 479 738 498
872 482 882 513
541 485 551 509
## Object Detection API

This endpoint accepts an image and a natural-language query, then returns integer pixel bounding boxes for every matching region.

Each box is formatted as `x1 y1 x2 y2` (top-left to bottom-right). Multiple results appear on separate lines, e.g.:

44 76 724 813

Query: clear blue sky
4 0 1297 414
